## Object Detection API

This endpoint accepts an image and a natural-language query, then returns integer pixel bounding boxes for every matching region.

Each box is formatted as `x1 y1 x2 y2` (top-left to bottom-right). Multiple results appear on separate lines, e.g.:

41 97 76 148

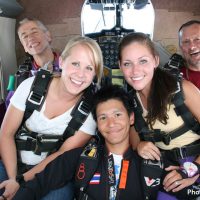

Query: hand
163 165 199 192
137 141 161 160
0 179 20 200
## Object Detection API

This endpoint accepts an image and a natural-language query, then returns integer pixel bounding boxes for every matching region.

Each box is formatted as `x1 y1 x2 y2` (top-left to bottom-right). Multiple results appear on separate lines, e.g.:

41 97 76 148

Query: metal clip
77 101 90 116
28 91 44 105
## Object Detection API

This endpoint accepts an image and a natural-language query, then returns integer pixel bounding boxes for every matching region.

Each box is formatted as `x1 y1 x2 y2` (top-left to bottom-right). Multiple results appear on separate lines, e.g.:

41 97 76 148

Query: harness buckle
163 134 171 145
33 137 41 155
28 91 44 105
77 101 90 116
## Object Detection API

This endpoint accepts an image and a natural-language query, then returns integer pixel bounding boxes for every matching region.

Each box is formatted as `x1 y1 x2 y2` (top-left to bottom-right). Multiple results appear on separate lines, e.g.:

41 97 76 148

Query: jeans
0 160 74 200
41 182 74 200
0 160 8 195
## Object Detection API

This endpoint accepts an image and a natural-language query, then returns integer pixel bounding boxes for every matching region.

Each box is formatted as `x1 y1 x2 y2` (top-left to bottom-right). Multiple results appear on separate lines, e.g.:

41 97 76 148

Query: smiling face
119 42 159 92
59 44 96 95
96 99 134 149
179 24 200 70
18 21 51 56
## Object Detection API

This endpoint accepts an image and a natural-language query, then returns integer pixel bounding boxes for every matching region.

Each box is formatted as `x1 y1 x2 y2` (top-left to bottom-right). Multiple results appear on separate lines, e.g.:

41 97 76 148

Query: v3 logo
144 177 160 187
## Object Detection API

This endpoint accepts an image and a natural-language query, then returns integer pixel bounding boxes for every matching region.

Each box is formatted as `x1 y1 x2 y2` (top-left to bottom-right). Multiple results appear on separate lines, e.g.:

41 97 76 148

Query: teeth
30 43 39 48
71 78 83 85
131 76 143 81
190 51 200 55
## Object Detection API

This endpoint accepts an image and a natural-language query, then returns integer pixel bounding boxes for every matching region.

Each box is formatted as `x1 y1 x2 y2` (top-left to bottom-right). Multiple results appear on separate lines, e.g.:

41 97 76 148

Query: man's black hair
178 20 200 33
92 84 133 121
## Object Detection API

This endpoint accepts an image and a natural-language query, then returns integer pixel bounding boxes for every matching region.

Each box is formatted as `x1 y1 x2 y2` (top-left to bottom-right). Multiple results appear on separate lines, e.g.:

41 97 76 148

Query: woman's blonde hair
61 36 103 86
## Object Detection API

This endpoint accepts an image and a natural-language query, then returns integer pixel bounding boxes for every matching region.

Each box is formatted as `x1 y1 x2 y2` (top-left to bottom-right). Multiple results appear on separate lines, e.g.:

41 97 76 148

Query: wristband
181 161 199 178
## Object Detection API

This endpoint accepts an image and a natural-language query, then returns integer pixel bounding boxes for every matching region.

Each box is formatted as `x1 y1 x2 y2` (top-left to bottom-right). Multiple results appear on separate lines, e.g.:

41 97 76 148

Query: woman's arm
182 80 200 163
183 79 200 122
130 126 140 150
23 131 91 181
130 126 161 160
0 105 24 199
0 105 24 179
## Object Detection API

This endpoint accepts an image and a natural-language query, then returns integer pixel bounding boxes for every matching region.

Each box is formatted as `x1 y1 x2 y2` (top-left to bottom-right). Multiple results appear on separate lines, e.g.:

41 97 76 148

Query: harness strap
173 86 200 134
142 125 189 145
75 136 103 200
62 84 95 140
16 138 62 154
162 143 200 161
15 126 63 155
129 90 149 134
23 69 52 124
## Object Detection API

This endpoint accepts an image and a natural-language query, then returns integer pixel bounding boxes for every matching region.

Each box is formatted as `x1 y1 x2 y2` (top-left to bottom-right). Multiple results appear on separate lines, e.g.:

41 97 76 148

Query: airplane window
81 0 155 39
81 0 156 87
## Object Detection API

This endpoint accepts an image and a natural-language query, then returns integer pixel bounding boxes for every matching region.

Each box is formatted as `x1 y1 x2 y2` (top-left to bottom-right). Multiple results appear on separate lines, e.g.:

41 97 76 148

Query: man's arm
13 148 82 200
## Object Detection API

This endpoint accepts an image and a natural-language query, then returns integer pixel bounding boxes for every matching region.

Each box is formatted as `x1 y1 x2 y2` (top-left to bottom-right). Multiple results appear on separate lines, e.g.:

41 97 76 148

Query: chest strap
15 126 63 154
162 142 200 161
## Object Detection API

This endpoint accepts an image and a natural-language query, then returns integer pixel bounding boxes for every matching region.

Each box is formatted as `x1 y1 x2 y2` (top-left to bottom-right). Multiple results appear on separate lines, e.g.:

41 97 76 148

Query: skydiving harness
15 69 95 155
75 135 103 200
131 79 200 161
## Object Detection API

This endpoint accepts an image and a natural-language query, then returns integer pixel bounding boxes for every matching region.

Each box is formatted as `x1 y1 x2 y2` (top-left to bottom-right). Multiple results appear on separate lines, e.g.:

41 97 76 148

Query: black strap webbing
62 84 95 141
23 69 52 123
172 83 200 134
162 143 200 161
75 136 103 199
129 90 150 134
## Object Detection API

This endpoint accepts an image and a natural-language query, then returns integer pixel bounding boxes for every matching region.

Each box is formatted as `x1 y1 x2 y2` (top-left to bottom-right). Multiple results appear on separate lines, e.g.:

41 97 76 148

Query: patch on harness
89 173 101 184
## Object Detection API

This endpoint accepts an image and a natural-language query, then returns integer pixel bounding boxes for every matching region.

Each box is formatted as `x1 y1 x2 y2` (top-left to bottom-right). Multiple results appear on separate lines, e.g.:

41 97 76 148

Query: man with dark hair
11 84 159 200
178 20 200 89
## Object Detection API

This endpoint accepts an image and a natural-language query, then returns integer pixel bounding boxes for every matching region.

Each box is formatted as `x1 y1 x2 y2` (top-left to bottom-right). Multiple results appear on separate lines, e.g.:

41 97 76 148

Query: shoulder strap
22 69 52 124
129 90 150 134
172 80 200 134
15 54 33 88
62 84 96 141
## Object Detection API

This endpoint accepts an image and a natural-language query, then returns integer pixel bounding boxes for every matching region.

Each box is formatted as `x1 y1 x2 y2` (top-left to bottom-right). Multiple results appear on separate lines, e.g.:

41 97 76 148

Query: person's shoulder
182 78 199 92
14 76 35 93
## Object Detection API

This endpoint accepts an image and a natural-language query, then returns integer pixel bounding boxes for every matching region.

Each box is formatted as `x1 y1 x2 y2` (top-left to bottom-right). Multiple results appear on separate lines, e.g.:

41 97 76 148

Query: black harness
15 69 95 155
131 79 200 160
75 136 103 200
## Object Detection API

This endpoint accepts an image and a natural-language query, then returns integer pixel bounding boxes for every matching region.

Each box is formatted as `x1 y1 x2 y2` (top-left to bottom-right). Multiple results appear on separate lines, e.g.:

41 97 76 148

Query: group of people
0 17 199 200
